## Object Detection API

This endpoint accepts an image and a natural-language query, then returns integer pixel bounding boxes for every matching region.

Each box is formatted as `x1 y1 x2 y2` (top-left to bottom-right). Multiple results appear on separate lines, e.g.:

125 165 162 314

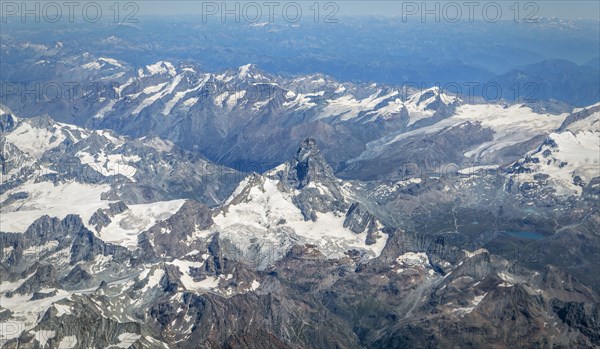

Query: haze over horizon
137 0 600 20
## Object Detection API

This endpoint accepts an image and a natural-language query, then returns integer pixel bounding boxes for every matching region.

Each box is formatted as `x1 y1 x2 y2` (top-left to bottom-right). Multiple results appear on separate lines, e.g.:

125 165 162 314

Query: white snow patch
238 64 253 78
93 100 117 119
463 248 488 258
0 289 71 340
404 87 456 126
453 293 487 314
250 22 269 27
351 103 567 165
100 200 185 248
394 252 432 274
98 57 123 68
498 272 517 285
76 151 140 182
33 330 56 347
132 75 183 115
282 92 319 110
457 104 567 159
146 61 177 77
169 259 216 292
250 280 260 291
162 75 210 115
114 77 135 97
142 82 168 95
141 268 164 293
515 125 599 195
82 61 102 70
214 177 387 265
396 252 429 266
115 333 142 348
58 336 77 349
5 122 67 159
318 90 400 121
53 303 72 316
0 181 114 233
182 97 199 108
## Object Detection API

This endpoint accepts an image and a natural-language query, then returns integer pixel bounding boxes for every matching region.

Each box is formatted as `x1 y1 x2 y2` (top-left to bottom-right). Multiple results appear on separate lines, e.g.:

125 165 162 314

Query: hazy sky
138 1 600 20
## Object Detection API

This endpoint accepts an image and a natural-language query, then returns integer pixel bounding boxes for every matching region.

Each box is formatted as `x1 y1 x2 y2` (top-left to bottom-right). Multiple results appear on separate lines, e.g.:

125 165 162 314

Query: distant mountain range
489 59 600 106
0 48 595 180
2 17 599 98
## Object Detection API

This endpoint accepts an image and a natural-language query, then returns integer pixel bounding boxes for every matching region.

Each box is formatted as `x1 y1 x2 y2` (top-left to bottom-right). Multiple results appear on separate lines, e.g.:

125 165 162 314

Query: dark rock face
3 297 148 349
292 189 347 222
24 214 85 248
583 177 600 200
89 201 128 232
342 202 382 245
30 289 58 300
552 300 600 346
70 228 129 265
60 265 94 290
0 191 27 207
344 203 376 234
10 264 60 296
283 138 336 189
271 138 348 221
0 113 16 133
204 235 227 276
144 200 214 258
364 221 380 245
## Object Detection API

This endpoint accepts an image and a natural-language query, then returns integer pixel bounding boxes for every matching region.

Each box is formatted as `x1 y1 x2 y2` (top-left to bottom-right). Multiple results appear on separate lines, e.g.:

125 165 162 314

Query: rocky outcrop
558 103 600 131
272 138 347 221
343 202 375 234
70 227 129 265
88 201 128 232
552 300 600 346
343 202 382 245
60 265 94 290
9 264 60 296
3 297 148 349
281 138 336 190
143 200 214 258
0 112 16 133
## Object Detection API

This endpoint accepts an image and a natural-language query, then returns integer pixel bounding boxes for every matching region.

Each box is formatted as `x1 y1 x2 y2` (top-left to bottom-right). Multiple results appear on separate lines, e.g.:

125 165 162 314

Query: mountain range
0 97 598 347
1 17 599 348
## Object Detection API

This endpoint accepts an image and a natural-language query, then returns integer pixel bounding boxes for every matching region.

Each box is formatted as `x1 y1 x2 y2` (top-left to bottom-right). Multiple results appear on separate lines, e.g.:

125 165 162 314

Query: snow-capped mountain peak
212 138 388 267
276 137 337 190
508 106 599 196
144 61 177 77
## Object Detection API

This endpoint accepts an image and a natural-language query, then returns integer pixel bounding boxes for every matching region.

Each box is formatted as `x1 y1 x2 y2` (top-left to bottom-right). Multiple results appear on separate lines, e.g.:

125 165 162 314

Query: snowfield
214 176 388 264
100 200 186 248
0 181 114 233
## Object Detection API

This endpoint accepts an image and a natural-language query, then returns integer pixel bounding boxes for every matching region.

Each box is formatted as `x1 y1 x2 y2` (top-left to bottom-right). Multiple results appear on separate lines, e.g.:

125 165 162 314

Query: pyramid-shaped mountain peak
281 137 336 189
